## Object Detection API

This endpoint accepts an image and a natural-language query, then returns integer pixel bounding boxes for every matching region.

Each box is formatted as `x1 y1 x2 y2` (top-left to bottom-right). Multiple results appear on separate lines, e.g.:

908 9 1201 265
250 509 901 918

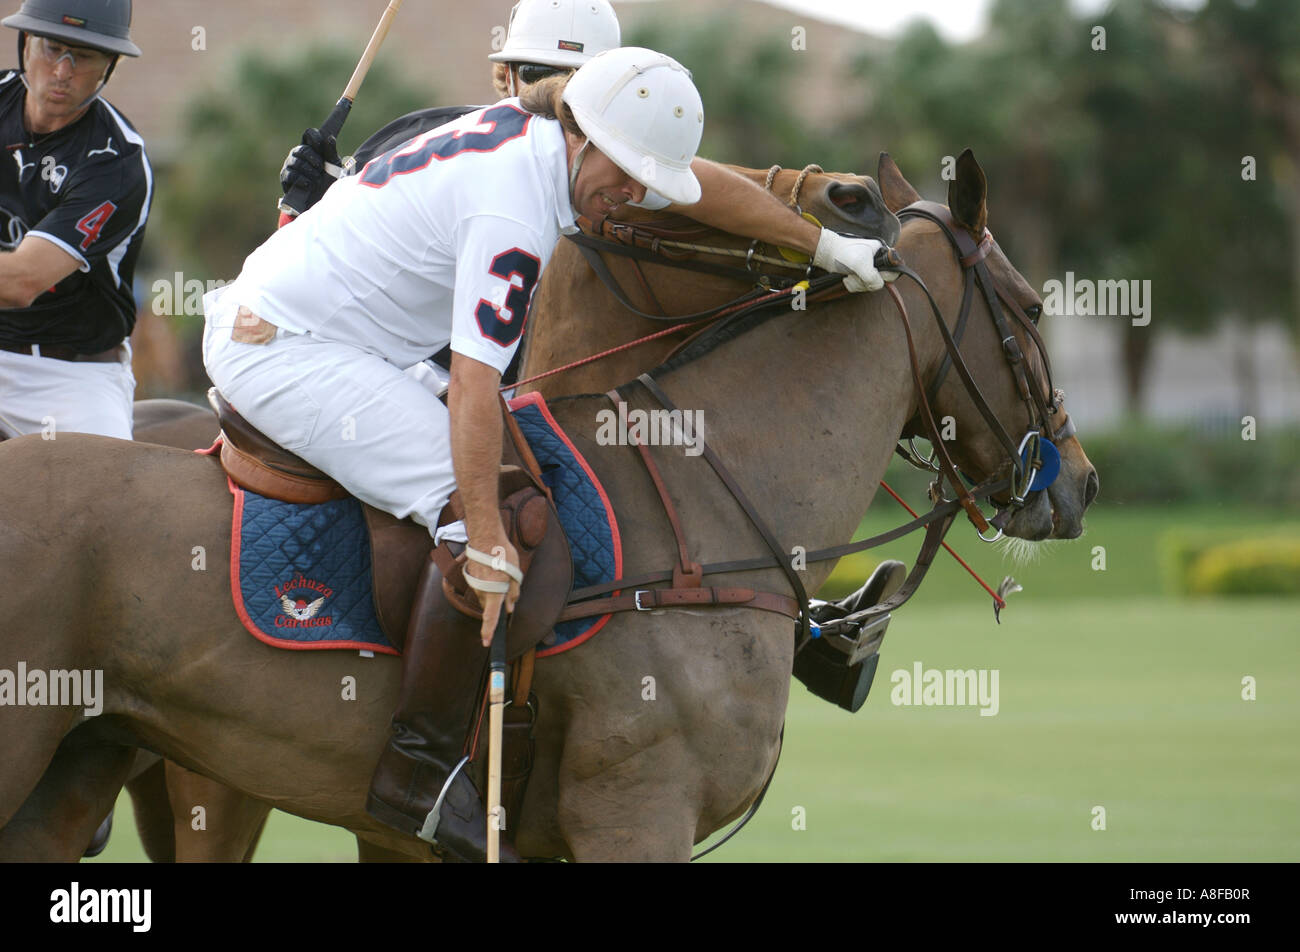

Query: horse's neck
547 290 925 596
541 220 953 596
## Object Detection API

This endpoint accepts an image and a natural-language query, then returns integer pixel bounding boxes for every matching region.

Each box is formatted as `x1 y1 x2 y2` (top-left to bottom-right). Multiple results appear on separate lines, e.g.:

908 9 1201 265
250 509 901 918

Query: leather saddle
208 388 572 659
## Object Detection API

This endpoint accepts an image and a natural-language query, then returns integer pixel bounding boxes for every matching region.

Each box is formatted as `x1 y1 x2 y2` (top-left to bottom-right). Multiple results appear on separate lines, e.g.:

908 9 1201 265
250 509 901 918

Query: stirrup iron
417 755 472 845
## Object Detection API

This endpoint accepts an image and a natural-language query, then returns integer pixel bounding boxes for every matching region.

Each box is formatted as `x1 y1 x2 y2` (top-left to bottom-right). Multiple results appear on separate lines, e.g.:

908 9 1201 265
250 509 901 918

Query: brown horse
87 162 906 864
0 401 270 863
0 152 1095 861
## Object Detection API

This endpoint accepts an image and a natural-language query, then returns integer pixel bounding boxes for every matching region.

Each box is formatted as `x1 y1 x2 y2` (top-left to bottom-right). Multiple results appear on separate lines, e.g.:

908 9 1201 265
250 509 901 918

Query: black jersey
0 70 152 353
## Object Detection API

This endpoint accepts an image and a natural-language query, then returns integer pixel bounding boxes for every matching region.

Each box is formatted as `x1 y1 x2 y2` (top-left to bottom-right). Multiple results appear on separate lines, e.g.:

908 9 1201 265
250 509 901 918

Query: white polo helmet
488 0 620 69
562 47 704 205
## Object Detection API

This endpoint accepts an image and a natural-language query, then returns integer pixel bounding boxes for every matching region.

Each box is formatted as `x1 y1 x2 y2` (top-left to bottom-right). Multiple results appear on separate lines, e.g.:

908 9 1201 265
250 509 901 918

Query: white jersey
205 100 577 374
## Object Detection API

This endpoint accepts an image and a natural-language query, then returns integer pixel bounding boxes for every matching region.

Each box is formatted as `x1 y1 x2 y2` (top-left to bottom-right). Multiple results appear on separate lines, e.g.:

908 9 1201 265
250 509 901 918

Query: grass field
85 501 1299 862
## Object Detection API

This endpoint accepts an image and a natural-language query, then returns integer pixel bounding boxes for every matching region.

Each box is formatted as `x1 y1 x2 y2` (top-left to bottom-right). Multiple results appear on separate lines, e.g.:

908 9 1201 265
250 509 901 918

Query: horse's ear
877 152 921 213
947 149 987 237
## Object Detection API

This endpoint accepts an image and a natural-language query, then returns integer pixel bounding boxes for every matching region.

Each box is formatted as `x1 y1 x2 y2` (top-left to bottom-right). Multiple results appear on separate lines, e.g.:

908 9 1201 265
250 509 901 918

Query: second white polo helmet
489 0 620 69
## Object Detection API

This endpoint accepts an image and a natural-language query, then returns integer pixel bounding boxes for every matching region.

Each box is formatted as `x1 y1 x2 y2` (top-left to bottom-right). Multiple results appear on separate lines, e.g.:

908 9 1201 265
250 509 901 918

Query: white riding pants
202 316 463 537
0 344 134 439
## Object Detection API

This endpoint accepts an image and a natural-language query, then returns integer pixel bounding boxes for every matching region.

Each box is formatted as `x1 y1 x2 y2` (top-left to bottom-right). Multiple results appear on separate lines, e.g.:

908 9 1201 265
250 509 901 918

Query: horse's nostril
827 182 869 212
1084 468 1099 508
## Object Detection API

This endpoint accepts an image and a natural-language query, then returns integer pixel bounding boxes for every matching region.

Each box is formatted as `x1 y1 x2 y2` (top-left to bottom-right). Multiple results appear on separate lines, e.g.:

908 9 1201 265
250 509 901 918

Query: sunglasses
31 35 111 75
513 63 567 86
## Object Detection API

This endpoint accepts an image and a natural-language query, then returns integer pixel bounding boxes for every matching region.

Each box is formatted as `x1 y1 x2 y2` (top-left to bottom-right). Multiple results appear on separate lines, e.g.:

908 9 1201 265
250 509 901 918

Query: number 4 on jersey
75 201 117 251
476 248 540 347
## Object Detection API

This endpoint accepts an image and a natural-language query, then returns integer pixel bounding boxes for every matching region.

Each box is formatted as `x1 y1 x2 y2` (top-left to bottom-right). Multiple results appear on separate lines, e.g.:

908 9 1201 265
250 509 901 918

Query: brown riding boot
365 550 504 863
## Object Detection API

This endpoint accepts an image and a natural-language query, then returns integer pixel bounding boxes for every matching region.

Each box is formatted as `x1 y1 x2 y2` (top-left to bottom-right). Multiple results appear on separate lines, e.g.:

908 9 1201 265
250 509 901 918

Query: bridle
889 201 1077 541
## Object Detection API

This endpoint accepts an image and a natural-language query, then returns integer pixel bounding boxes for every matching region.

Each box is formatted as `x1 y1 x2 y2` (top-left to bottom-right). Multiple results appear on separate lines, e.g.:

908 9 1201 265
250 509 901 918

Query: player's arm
0 236 83 308
447 215 543 644
637 158 889 291
660 158 822 254
448 352 518 647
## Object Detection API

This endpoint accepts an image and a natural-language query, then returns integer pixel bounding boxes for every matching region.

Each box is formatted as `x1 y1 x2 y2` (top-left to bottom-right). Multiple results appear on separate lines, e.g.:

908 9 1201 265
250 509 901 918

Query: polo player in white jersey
204 47 888 863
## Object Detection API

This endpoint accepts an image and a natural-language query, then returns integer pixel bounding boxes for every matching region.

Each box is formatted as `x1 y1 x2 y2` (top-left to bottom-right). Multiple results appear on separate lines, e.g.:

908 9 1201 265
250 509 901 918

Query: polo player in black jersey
0 0 150 441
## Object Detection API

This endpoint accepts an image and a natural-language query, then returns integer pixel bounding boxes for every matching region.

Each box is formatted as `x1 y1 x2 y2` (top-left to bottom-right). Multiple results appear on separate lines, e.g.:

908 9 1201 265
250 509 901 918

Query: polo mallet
486 604 509 863
464 543 520 863
277 0 405 227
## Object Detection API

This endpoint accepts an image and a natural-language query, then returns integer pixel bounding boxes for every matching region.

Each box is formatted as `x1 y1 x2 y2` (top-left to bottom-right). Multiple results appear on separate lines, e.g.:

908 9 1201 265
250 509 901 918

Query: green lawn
84 502 1299 862
695 596 1299 861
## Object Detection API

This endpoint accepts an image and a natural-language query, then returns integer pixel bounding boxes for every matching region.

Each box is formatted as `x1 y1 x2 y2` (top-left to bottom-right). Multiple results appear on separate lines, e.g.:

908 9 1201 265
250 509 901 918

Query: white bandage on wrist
462 545 523 594
462 572 511 594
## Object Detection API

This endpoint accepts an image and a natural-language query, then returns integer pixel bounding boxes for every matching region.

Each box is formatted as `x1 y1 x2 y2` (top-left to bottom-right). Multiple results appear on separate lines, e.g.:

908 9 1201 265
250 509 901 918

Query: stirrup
417 755 472 845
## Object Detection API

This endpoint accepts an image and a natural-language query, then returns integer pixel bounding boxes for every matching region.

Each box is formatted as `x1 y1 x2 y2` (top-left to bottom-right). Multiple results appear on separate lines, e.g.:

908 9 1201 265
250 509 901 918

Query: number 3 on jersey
360 105 531 188
476 249 540 347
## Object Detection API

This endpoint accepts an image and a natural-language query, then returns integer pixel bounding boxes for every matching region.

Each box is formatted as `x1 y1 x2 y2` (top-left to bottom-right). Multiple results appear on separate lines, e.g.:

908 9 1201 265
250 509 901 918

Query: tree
153 44 431 281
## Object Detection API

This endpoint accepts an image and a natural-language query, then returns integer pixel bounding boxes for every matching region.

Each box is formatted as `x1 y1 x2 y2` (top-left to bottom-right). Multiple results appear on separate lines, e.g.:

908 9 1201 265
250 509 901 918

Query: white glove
813 229 887 292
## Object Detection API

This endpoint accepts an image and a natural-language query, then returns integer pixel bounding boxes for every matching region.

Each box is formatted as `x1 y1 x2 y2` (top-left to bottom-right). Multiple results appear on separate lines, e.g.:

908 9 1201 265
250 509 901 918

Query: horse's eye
1025 304 1043 323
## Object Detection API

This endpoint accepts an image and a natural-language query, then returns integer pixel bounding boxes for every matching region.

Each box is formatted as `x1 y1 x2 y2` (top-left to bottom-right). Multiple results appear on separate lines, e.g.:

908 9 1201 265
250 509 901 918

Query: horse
0 151 1095 861
61 162 905 864
0 401 268 862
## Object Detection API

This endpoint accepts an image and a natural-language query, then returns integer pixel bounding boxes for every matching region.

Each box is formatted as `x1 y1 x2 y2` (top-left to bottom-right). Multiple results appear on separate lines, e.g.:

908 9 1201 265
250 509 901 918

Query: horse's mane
648 300 794 378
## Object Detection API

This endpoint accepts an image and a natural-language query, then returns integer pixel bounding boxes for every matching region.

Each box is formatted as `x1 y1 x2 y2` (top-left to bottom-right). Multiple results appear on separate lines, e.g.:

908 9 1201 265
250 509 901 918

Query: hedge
1185 538 1300 596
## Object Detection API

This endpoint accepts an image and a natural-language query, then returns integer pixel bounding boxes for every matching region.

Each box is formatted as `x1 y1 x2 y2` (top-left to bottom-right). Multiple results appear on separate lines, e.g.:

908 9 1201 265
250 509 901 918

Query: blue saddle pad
229 482 396 655
510 392 621 655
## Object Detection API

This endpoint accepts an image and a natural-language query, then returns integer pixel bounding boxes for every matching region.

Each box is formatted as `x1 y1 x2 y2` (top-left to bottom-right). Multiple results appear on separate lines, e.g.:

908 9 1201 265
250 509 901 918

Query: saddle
209 388 572 658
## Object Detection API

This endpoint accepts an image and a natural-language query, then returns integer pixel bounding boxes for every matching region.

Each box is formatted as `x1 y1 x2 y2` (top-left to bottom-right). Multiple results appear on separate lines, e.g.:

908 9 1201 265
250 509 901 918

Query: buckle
634 590 654 611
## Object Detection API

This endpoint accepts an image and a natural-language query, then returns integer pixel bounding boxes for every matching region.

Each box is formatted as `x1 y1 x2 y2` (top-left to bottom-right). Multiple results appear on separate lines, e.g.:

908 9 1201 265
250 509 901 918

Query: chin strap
71 81 106 113
14 31 117 119
567 138 590 209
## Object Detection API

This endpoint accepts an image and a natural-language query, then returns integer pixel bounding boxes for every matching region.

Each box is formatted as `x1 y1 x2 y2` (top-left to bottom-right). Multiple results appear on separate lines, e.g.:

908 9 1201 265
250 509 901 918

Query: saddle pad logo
228 484 396 655
274 575 334 628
